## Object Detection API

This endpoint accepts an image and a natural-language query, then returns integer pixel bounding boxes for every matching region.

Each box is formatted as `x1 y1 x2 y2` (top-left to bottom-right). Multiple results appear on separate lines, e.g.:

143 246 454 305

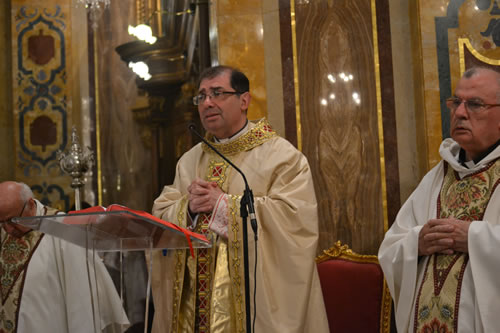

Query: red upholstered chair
316 241 392 333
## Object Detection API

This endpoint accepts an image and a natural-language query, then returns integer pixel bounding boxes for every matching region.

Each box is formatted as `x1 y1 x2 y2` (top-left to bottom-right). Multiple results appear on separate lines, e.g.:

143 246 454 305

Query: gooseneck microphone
188 124 258 235
188 124 257 333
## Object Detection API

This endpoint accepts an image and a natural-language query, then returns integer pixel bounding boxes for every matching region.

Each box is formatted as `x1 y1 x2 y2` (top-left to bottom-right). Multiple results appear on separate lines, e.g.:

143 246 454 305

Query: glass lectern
12 205 210 333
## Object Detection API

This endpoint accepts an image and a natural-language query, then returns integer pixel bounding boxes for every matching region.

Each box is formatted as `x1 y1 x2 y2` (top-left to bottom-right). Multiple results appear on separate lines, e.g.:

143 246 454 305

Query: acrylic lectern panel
12 210 210 251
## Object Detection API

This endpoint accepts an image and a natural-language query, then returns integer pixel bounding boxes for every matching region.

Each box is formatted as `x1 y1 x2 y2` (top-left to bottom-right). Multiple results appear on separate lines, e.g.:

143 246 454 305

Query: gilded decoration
440 160 500 221
202 119 277 156
171 153 242 332
171 197 188 331
228 194 244 332
12 2 73 210
206 161 229 188
414 158 500 332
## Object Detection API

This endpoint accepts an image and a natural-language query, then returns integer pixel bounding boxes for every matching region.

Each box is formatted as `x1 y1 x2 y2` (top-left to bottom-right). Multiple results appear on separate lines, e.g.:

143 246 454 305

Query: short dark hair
198 65 250 93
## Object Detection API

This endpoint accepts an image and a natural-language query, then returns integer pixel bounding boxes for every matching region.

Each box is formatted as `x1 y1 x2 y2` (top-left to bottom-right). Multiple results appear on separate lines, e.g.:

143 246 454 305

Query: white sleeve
208 194 229 238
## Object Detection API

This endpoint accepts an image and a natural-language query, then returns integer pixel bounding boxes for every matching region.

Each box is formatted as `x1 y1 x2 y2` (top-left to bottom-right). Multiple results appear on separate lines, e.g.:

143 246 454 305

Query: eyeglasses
446 97 500 113
193 90 243 106
0 200 28 225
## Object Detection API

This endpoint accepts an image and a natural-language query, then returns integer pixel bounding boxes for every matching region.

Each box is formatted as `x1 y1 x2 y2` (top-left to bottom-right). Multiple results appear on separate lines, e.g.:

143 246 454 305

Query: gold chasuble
0 206 57 333
414 159 500 332
151 119 329 333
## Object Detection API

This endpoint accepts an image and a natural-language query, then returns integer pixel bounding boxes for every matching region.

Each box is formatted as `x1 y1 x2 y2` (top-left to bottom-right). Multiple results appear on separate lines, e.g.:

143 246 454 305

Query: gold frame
316 241 392 333
458 38 500 75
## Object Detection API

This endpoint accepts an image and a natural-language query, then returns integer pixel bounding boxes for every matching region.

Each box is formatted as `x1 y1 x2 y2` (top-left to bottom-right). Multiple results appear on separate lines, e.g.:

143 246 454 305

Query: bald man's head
0 181 36 224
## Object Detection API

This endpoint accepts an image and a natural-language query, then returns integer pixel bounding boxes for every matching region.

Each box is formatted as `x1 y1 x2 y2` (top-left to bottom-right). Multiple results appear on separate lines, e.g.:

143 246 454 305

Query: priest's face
0 182 35 237
197 71 250 139
450 68 500 161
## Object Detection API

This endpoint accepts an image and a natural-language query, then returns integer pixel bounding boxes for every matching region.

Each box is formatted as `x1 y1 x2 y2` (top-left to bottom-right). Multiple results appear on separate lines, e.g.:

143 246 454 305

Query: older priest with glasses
379 67 500 333
150 65 329 333
0 181 128 333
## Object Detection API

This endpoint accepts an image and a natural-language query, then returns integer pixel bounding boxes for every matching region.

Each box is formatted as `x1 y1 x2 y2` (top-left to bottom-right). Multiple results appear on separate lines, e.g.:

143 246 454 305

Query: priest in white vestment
379 67 500 332
0 181 129 333
151 65 329 333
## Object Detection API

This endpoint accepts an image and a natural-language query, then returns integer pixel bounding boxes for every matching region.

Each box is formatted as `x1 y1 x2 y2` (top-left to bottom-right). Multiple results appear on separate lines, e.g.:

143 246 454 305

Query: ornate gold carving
202 119 277 156
381 279 392 333
316 240 380 264
458 38 500 75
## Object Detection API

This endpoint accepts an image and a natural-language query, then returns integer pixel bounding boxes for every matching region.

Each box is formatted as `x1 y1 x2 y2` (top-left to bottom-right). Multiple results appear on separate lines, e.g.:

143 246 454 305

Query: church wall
388 0 421 203
293 0 398 255
0 1 15 182
0 0 153 212
209 0 399 254
92 0 154 211
213 0 268 122
9 0 77 210
5 0 495 256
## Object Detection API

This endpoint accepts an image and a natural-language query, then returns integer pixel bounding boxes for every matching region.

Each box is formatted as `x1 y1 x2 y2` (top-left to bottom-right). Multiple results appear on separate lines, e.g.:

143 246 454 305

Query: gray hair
462 67 500 102
17 182 34 203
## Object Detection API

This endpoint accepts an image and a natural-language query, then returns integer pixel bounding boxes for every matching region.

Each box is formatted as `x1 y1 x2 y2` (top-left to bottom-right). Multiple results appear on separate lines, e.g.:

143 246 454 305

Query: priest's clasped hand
187 178 224 214
418 218 471 256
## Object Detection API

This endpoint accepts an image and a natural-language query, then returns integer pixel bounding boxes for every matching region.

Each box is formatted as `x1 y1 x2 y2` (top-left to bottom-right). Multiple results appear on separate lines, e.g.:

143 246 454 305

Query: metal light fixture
129 61 152 80
116 0 199 95
76 0 111 29
128 24 158 45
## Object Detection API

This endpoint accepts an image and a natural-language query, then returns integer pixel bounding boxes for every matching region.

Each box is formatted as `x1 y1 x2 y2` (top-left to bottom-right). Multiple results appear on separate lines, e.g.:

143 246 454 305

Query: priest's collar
458 138 500 168
202 118 277 156
214 119 249 143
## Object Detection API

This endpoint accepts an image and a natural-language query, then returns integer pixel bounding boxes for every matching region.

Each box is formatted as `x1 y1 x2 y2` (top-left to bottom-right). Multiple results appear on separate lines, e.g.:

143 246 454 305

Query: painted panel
12 1 72 210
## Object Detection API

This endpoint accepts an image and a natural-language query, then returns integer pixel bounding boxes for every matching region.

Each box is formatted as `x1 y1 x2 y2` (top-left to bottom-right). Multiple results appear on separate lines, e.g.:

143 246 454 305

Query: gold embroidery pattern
202 119 277 156
440 162 499 221
415 160 500 333
171 197 188 332
229 194 244 332
194 213 212 333
207 161 229 188
1 230 44 333
190 156 230 333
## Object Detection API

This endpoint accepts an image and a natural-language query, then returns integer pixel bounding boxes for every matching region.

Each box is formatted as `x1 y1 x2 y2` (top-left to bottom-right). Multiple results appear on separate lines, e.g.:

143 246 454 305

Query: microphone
189 123 257 333
188 124 258 235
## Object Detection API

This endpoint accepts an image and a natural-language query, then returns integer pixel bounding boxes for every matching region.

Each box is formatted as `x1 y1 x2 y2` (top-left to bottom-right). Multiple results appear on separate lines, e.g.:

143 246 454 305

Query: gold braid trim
171 197 188 332
202 119 277 156
228 194 245 332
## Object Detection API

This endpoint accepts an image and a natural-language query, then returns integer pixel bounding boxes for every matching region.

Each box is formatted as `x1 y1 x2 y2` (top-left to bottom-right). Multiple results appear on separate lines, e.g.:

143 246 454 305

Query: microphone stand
189 125 257 333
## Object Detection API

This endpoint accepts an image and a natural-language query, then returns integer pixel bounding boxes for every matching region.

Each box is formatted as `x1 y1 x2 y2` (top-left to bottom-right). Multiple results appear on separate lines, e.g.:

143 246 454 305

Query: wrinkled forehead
455 71 500 100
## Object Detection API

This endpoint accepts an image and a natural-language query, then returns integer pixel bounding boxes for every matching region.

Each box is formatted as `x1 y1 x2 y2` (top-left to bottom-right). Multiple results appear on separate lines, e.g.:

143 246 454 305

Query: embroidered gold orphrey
170 119 276 333
0 230 44 333
414 159 500 333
